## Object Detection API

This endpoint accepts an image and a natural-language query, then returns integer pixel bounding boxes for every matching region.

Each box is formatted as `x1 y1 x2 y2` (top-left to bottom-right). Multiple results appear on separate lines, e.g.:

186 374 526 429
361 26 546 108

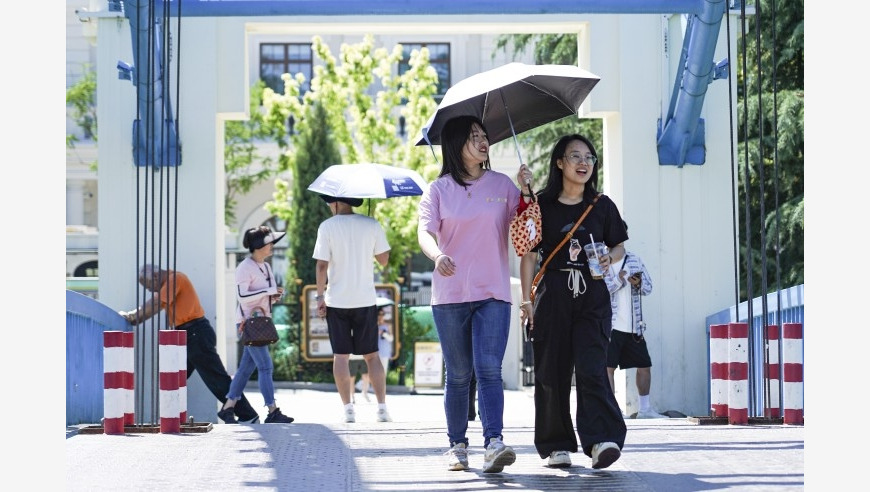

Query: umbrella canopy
416 63 600 160
307 163 429 199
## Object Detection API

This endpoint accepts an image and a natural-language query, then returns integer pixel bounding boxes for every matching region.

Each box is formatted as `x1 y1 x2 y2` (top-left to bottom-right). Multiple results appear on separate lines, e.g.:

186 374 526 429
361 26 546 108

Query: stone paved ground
66 386 804 491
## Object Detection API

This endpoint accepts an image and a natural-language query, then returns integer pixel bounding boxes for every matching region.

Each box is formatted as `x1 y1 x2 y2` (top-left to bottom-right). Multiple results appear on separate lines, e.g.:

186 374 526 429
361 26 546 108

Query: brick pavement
66 386 804 491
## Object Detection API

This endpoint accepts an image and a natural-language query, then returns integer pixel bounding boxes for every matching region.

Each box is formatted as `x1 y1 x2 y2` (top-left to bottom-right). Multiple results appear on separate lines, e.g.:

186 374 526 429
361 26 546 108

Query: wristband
314 295 324 301
434 253 445 262
521 191 533 197
520 300 532 307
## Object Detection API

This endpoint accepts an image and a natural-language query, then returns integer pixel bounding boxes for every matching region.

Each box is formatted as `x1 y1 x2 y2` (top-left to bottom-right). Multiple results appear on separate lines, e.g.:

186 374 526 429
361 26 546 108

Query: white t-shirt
312 213 390 308
610 257 633 334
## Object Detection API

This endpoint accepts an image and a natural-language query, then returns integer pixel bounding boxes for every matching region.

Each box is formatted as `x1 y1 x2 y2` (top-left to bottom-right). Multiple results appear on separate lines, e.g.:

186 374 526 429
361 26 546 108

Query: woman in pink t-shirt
417 115 532 473
219 226 294 425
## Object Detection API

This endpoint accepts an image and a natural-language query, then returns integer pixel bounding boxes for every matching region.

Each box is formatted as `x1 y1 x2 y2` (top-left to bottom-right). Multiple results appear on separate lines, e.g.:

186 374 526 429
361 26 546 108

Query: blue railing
705 284 804 417
66 290 131 426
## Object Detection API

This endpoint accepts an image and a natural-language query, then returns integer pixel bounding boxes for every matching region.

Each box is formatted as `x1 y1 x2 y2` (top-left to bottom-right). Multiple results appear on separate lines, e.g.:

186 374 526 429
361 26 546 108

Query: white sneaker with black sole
547 450 571 468
591 442 620 469
344 407 356 423
482 437 516 473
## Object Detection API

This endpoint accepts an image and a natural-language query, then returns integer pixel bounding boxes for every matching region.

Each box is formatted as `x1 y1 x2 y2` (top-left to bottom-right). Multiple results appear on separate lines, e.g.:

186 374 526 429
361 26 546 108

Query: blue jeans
432 299 510 448
227 325 276 407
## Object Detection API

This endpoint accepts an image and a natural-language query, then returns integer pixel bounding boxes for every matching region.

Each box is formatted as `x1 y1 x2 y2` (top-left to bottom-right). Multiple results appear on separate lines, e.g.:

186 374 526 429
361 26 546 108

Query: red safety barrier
158 330 182 433
781 323 804 425
709 324 729 417
103 331 134 434
763 325 782 418
726 323 749 424
177 330 187 423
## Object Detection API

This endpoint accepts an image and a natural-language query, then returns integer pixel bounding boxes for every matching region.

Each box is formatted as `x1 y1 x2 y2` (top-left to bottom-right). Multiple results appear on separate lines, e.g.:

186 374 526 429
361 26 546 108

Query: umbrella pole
499 88 524 164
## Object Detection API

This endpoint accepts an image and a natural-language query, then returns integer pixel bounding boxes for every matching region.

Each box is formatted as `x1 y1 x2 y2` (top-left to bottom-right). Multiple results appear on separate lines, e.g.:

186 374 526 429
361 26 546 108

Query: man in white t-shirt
605 223 667 419
312 194 392 423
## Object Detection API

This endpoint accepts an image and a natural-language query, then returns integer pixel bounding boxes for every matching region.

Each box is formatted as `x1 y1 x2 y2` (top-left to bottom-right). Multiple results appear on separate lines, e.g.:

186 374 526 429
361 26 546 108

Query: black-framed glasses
562 153 597 166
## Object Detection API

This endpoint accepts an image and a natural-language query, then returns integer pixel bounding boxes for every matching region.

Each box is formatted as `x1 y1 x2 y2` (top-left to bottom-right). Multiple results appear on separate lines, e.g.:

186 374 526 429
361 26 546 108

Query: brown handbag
529 193 601 302
238 306 279 346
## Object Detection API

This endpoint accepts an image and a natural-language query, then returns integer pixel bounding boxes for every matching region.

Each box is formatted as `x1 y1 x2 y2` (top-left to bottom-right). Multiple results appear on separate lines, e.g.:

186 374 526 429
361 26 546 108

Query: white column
67 179 85 225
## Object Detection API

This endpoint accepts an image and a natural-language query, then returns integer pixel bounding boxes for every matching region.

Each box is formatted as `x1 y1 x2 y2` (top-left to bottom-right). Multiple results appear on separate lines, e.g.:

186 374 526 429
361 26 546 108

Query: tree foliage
263 35 439 286
736 0 804 297
66 65 98 146
266 101 339 287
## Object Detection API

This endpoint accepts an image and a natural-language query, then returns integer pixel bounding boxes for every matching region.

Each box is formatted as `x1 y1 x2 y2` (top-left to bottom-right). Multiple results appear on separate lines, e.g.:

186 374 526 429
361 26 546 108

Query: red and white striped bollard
103 331 134 434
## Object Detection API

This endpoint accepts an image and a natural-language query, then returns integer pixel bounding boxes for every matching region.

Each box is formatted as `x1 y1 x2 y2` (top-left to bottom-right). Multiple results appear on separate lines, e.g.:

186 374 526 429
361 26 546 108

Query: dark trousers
182 317 258 421
468 370 478 420
531 271 626 458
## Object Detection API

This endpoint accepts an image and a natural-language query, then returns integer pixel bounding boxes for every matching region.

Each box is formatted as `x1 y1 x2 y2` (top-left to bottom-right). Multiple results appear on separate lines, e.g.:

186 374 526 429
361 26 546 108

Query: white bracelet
520 300 532 307
434 253 445 262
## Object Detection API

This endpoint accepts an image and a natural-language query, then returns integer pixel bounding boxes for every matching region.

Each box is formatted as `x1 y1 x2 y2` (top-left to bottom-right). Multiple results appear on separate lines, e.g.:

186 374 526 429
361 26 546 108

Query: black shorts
349 358 368 375
326 305 379 355
606 329 652 369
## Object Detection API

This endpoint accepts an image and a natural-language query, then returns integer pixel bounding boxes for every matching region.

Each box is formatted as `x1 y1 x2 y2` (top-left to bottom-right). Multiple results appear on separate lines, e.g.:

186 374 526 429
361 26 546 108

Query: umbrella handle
499 87 524 164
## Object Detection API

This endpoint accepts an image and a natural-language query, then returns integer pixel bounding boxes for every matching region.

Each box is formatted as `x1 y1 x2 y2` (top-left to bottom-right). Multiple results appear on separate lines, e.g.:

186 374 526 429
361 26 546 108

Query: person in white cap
312 195 393 424
220 225 294 424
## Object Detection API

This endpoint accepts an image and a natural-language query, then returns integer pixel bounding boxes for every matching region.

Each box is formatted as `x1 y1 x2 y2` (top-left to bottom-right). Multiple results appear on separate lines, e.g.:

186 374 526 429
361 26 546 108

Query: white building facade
67 1 741 418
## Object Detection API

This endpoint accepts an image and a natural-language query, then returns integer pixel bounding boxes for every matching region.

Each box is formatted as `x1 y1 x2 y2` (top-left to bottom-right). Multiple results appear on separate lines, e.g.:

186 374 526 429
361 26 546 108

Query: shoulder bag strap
530 193 602 299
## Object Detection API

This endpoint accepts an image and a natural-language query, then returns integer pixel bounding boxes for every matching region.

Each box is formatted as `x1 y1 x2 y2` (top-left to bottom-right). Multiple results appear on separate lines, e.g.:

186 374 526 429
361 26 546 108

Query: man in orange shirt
120 264 261 423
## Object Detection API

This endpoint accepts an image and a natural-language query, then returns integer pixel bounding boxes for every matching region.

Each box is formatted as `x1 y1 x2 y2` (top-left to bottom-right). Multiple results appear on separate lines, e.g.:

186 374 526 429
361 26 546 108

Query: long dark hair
438 115 492 187
538 134 601 203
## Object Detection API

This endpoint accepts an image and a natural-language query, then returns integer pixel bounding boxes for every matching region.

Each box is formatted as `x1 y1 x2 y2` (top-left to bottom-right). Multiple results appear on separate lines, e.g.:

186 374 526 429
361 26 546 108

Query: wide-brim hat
250 231 286 250
319 194 364 207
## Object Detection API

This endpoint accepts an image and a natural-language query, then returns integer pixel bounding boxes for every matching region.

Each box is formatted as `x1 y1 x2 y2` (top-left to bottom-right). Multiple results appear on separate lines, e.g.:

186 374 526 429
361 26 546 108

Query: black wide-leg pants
531 270 626 458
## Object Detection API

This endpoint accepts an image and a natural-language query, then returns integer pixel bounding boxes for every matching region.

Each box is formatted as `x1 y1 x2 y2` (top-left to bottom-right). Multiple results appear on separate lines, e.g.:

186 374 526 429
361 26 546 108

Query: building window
399 43 450 102
260 43 313 95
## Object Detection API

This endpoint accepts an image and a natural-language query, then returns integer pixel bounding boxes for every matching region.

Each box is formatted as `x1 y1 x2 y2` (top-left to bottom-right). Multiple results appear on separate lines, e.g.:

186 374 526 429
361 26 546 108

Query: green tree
736 0 804 297
66 65 98 147
259 35 439 383
66 65 98 170
264 35 439 284
266 101 338 288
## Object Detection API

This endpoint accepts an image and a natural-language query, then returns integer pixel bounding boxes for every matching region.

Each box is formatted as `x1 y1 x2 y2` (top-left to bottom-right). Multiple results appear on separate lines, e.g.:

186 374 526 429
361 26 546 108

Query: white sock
378 403 387 411
639 394 651 412
344 403 354 411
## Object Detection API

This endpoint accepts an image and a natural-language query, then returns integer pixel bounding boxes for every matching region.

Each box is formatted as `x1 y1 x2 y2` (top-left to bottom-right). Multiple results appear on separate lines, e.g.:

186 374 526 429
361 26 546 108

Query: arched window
74 260 99 278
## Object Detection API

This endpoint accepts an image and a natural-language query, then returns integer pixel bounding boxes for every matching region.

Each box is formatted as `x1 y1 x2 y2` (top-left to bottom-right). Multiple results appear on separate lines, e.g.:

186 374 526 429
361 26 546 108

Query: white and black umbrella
416 62 600 162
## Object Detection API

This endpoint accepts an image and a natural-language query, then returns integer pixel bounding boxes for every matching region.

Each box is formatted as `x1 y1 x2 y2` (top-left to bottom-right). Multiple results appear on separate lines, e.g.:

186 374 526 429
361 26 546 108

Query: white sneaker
482 437 516 473
591 442 620 469
344 407 356 423
444 442 469 471
376 408 392 422
636 410 667 419
547 450 571 468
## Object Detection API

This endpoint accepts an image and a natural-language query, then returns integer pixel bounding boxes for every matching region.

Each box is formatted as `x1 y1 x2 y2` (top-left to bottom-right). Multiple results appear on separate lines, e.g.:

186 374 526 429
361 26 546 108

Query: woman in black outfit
519 134 628 470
